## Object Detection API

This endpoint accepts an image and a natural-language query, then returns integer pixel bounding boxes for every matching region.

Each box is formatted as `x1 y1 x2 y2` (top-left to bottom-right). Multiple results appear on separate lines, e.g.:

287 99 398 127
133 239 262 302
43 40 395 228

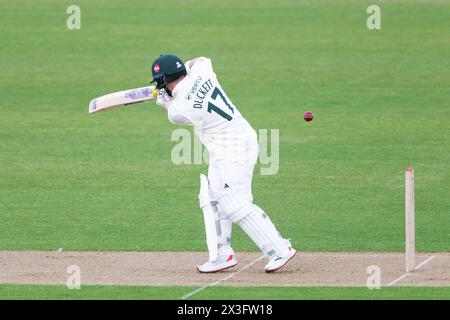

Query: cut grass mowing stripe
2 285 450 300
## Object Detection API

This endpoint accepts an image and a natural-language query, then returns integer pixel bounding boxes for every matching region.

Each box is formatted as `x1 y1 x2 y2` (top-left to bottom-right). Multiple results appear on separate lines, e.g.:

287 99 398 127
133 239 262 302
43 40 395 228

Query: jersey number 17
207 87 234 121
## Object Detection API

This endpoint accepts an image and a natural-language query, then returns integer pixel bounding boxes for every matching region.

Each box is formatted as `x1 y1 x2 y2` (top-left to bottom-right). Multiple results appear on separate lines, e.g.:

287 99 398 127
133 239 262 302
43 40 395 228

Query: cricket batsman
151 54 296 273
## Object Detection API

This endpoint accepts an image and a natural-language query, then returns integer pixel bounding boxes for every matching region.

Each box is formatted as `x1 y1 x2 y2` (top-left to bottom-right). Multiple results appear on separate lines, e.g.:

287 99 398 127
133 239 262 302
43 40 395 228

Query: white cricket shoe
197 254 237 273
264 246 297 273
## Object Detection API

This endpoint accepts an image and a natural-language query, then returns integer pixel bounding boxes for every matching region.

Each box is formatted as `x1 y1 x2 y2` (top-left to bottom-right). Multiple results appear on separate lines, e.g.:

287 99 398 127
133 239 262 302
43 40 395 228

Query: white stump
405 167 415 272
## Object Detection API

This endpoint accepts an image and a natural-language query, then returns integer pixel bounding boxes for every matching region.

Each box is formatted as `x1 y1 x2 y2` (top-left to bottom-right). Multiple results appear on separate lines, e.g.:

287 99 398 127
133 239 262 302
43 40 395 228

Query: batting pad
217 208 232 247
238 206 290 258
199 174 219 262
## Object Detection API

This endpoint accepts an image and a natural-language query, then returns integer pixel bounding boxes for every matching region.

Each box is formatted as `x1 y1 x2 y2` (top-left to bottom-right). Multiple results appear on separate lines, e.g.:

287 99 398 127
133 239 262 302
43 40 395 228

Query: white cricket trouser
207 145 291 258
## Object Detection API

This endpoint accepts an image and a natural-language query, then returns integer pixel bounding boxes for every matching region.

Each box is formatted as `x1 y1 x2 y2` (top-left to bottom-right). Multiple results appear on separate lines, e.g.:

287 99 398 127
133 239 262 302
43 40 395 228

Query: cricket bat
88 85 157 114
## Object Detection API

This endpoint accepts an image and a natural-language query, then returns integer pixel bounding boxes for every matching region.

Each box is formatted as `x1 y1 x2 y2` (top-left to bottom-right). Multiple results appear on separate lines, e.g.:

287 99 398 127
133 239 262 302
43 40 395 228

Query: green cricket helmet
151 54 187 90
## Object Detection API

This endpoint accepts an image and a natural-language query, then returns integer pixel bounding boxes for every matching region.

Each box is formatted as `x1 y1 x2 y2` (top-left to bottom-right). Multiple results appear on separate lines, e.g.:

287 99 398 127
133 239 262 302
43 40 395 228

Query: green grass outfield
0 285 450 300
0 0 449 299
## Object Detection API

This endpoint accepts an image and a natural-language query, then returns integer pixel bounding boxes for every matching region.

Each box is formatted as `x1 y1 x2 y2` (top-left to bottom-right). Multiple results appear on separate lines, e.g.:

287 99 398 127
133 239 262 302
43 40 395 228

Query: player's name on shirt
185 75 214 109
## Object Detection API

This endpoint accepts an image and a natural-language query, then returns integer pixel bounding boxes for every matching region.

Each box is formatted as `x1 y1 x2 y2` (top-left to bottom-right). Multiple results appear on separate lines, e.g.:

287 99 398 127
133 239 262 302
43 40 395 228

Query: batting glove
156 89 173 109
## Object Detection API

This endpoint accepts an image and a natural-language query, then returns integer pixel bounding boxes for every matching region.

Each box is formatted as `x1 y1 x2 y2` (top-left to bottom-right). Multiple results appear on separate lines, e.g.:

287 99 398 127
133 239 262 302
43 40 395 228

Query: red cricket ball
304 111 314 122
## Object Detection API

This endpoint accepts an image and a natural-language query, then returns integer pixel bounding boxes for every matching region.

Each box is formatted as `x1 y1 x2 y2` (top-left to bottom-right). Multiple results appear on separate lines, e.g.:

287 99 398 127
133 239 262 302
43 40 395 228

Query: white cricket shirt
167 57 258 163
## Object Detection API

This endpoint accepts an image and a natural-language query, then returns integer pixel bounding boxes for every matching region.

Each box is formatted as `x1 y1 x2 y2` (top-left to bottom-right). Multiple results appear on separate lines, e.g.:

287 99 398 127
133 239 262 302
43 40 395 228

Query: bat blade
89 86 157 114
